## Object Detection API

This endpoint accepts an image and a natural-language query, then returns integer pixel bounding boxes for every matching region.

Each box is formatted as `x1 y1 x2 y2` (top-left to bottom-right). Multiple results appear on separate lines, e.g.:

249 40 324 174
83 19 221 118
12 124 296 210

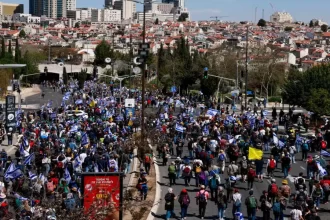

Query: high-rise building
0 2 23 16
29 0 44 16
66 0 75 11
114 0 135 20
270 12 293 23
91 8 121 22
44 0 66 19
162 0 179 7
105 0 112 9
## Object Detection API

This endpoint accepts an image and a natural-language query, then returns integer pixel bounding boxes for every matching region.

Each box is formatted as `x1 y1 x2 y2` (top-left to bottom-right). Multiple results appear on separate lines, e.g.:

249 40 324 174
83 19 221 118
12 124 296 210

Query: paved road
151 142 330 220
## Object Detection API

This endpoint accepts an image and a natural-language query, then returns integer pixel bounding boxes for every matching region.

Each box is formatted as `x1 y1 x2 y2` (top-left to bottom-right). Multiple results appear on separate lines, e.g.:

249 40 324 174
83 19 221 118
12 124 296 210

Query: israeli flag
65 92 71 96
229 138 236 144
295 135 302 145
23 153 34 165
321 150 330 157
263 110 268 116
206 109 219 116
64 168 71 183
20 143 30 157
273 134 279 145
29 171 37 180
317 161 327 177
81 132 89 146
5 163 23 180
46 100 53 108
70 125 78 133
73 156 82 169
175 124 184 133
227 115 235 122
14 193 29 201
278 140 285 148
203 125 209 135
38 173 46 184
63 95 70 101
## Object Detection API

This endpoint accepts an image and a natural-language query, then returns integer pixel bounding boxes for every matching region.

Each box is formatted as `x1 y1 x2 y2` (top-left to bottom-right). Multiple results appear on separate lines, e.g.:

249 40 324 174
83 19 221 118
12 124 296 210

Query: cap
282 179 288 185
181 188 187 193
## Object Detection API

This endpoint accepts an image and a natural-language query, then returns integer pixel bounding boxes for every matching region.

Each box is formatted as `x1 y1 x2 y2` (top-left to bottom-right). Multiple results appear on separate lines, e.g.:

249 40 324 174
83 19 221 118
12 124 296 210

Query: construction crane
210 16 229 22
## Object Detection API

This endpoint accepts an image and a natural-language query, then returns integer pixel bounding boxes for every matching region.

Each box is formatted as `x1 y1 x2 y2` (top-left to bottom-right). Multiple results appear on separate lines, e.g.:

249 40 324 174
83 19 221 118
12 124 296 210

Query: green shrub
268 96 282 103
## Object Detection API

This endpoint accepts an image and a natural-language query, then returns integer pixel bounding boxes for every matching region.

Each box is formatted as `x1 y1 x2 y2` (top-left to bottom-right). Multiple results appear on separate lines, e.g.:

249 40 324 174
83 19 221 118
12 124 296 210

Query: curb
146 143 161 220
127 148 138 190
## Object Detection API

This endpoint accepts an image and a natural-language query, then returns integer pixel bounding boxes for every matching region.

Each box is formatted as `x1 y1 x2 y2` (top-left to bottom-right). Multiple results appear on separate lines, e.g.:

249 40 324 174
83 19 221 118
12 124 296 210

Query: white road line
300 166 306 170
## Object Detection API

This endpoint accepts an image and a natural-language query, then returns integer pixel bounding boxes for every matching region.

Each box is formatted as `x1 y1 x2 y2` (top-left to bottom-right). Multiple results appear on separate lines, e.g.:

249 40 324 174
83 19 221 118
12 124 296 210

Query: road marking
267 179 271 184
300 166 306 170
287 174 295 183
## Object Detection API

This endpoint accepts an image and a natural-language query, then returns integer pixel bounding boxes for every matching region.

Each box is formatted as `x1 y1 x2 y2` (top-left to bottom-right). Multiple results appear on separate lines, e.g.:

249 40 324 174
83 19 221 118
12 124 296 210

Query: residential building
13 13 40 23
29 0 44 16
66 0 76 11
157 3 173 14
114 0 135 20
91 8 121 22
0 2 23 16
76 7 96 20
67 9 80 20
270 12 293 23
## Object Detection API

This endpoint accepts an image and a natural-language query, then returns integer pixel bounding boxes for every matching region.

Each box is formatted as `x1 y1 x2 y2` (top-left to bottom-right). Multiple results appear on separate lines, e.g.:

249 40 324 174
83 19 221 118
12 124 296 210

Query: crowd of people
0 79 145 219
148 102 330 220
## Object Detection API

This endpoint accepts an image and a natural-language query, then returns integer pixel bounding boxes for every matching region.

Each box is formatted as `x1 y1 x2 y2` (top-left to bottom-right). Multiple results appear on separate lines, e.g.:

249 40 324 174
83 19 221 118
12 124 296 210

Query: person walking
181 162 192 186
266 155 276 177
168 161 176 186
208 174 220 201
245 190 258 220
239 156 248 182
259 190 272 220
196 185 209 219
216 186 227 220
178 188 190 220
144 152 153 175
232 189 242 219
164 188 177 220
247 167 256 190
311 181 323 210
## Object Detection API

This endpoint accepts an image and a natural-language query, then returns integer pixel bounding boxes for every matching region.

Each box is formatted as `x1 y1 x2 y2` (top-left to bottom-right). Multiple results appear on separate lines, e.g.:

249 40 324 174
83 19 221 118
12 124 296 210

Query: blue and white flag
175 124 184 133
63 95 70 101
203 125 209 135
46 100 53 108
263 110 268 116
38 173 46 184
317 161 327 177
273 134 279 145
64 168 71 183
29 171 37 180
70 125 78 133
278 140 285 148
4 163 23 180
73 156 82 169
295 135 302 145
23 153 34 165
75 99 83 105
81 132 89 146
229 138 236 144
321 150 330 157
20 143 30 157
206 109 218 116
14 193 29 201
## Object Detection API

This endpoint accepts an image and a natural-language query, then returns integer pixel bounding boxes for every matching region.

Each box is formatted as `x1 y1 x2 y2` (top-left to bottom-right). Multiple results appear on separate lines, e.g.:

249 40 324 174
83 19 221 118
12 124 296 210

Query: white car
65 110 88 118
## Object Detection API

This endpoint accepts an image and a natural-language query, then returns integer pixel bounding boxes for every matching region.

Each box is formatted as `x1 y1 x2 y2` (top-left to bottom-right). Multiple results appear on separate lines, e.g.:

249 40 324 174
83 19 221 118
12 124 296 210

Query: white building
66 0 76 11
270 12 293 23
12 13 40 23
114 0 136 20
76 7 96 20
311 19 328 26
91 8 121 22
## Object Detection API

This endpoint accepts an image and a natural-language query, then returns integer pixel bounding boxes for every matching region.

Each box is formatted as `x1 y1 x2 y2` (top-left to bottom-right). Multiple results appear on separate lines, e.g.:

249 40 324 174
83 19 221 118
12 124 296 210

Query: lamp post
244 25 249 111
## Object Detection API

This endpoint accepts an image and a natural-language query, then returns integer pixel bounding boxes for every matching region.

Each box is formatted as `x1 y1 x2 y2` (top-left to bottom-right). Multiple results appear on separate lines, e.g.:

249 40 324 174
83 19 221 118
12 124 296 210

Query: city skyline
3 0 330 23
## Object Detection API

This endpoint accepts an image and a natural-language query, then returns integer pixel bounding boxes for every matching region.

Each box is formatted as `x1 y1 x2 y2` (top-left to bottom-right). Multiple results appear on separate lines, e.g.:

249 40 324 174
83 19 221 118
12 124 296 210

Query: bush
268 96 282 103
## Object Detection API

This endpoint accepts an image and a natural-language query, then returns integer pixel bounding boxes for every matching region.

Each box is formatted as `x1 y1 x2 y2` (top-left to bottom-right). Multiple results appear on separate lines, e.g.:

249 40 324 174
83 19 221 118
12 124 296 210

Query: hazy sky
7 0 330 23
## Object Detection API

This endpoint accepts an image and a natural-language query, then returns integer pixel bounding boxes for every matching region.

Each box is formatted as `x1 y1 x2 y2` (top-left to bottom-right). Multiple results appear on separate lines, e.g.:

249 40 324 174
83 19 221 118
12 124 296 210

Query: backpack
265 201 272 209
64 198 75 210
321 141 327 149
269 159 276 169
248 169 256 178
270 184 278 195
165 193 173 205
182 166 191 176
218 154 225 161
168 165 176 174
242 160 248 169
217 193 225 205
199 191 207 203
57 161 64 168
144 155 151 163
297 191 306 201
46 181 54 193
182 195 190 206
323 183 330 192
195 166 202 173
313 187 322 197
210 178 217 189
272 202 281 213
248 196 256 208
302 143 309 151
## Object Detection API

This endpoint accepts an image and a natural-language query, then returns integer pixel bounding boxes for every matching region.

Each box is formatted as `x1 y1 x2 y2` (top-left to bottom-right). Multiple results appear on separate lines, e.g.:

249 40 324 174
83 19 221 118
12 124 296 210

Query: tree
74 22 80 28
309 20 314 27
15 38 21 62
306 88 330 116
63 66 68 85
78 68 88 88
321 24 328 32
257 19 266 27
302 22 305 25
284 26 293 32
19 29 26 38
7 40 12 58
94 40 111 66
315 20 319 26
154 18 159 25
178 13 188 22
1 38 5 58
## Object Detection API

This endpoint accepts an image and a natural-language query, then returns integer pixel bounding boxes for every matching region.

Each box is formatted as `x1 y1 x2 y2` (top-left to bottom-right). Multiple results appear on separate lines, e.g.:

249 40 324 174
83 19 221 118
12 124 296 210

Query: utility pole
245 25 249 111
48 37 51 63
112 32 115 76
129 33 132 88
141 0 146 145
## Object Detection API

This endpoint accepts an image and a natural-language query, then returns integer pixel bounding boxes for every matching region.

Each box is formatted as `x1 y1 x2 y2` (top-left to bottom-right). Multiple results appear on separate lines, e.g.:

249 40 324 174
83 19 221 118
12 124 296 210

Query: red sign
82 174 122 220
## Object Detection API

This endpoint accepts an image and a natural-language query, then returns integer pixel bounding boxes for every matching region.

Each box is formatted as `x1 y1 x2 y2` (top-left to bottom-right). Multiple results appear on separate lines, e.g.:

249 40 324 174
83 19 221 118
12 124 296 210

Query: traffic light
203 67 208 79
